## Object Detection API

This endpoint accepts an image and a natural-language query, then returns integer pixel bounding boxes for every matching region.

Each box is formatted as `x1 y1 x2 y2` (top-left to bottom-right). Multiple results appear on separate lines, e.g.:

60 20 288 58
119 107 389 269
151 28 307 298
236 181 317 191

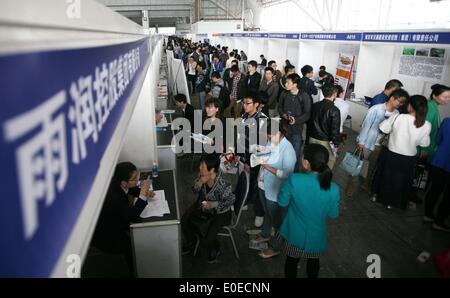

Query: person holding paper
254 120 297 259
181 154 235 263
92 162 154 275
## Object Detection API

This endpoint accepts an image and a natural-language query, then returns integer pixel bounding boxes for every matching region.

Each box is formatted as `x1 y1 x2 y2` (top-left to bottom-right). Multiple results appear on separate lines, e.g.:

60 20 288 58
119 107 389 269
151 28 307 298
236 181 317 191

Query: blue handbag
340 148 364 177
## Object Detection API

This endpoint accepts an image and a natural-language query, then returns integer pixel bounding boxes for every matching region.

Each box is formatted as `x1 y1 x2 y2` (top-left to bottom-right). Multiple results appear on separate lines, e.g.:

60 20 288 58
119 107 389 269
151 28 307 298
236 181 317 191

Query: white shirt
334 97 349 133
379 114 431 156
226 57 234 69
187 62 197 75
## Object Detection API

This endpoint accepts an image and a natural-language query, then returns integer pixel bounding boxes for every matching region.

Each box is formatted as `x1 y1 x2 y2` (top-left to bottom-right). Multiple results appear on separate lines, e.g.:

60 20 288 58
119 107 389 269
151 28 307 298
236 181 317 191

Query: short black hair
231 59 238 65
197 61 206 69
264 66 274 74
319 65 326 71
248 60 258 68
268 60 276 67
211 71 221 79
230 51 235 57
301 65 313 76
385 79 403 90
175 93 187 103
230 65 240 73
322 84 339 98
199 154 220 173
260 54 265 58
205 97 220 109
389 88 409 101
243 92 262 104
286 73 301 86
113 162 137 183
318 70 328 77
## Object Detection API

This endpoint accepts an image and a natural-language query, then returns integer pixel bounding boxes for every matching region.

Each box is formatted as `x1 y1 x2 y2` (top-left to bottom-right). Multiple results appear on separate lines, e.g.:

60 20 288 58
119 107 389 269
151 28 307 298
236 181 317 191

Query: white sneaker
254 216 264 228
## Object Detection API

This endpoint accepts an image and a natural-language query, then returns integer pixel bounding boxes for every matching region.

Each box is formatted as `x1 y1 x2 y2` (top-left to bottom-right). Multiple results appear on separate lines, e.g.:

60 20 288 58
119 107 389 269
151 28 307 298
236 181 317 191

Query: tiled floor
178 99 450 277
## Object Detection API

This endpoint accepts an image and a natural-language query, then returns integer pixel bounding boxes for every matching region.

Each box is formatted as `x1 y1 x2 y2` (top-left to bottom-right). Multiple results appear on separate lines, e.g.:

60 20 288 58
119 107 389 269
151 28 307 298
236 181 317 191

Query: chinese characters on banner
0 37 152 277
335 53 355 99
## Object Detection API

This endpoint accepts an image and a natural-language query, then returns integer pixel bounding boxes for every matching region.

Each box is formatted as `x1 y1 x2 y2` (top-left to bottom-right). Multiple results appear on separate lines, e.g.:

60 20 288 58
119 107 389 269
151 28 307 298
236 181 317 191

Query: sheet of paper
190 133 212 144
140 190 170 218
250 152 271 168
156 114 169 127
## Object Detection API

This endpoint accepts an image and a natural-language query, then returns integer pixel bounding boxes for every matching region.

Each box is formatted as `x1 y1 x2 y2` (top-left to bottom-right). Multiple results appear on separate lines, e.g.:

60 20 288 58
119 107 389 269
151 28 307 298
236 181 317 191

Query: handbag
379 114 400 147
339 148 364 177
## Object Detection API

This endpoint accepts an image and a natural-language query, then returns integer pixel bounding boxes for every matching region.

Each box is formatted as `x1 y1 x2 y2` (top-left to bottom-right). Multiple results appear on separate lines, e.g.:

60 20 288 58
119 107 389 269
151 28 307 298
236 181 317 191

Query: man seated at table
92 162 154 275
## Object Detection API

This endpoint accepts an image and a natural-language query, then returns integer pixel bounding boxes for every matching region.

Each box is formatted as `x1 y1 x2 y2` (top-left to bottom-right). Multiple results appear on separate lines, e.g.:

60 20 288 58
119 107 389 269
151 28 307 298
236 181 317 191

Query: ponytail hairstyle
430 84 450 100
303 144 332 190
409 95 428 128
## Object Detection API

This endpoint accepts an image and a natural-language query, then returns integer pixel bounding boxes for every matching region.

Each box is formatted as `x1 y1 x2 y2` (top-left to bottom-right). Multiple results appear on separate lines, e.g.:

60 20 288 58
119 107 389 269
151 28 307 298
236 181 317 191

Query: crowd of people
164 36 450 277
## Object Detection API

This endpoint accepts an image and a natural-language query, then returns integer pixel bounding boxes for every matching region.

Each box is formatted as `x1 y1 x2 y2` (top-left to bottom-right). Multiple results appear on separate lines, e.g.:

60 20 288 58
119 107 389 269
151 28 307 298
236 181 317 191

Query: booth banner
363 32 450 44
300 33 362 41
399 47 447 80
0 37 151 277
335 53 355 98
246 33 269 38
268 33 300 40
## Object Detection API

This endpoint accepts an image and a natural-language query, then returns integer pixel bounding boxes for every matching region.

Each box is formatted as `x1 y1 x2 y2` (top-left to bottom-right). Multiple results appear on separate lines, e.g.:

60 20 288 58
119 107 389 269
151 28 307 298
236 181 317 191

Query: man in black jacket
246 60 262 95
278 73 311 171
174 93 195 131
299 65 318 106
92 162 153 275
307 84 341 169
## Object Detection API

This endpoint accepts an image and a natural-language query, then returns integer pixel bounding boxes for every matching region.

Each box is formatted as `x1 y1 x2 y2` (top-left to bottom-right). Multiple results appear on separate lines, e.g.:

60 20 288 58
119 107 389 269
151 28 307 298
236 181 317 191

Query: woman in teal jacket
278 144 340 278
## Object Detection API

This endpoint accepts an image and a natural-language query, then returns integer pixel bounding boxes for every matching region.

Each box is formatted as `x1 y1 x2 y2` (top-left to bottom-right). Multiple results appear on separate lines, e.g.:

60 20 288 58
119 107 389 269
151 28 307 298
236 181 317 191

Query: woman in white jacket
372 95 431 210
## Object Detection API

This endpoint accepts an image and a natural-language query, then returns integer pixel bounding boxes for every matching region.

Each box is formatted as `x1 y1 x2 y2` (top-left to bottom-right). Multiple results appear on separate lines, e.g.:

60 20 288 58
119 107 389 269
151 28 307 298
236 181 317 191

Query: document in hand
140 190 170 218
250 151 271 168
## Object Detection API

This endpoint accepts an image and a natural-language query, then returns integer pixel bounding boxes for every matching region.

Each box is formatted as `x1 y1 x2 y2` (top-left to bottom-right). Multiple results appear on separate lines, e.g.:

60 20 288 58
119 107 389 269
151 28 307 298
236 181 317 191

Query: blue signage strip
362 32 450 44
300 32 362 41
268 33 300 39
0 37 151 277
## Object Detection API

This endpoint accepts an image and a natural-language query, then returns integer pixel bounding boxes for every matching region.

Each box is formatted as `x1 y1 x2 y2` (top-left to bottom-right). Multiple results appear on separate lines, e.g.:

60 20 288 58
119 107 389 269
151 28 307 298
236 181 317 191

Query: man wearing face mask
92 161 154 275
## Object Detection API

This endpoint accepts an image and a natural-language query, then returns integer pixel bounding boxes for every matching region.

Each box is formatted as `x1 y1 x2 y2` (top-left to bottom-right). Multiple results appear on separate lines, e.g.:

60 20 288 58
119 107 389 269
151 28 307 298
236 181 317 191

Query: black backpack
217 84 231 109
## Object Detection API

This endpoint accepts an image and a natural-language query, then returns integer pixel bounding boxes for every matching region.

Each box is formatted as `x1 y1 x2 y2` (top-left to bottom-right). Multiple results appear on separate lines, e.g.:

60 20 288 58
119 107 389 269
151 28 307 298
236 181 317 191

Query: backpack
217 84 231 109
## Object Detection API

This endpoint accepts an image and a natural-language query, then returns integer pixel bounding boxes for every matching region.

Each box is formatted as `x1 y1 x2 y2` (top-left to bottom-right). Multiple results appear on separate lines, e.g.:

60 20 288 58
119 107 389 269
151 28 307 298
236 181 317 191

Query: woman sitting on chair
181 154 235 263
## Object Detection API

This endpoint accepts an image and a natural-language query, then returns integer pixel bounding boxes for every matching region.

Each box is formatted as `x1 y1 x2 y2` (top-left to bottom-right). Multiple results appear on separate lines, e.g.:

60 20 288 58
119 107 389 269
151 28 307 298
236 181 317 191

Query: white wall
267 39 287 68
248 38 268 62
191 20 244 34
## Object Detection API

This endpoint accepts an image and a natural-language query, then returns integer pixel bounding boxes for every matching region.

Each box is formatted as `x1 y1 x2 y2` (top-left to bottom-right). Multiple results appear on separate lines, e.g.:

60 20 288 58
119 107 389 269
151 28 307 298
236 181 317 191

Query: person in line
254 120 297 258
279 64 296 93
238 93 268 228
246 60 262 95
333 85 350 135
307 84 341 170
210 71 230 111
369 79 404 108
424 117 450 232
174 93 195 131
356 89 409 196
372 95 431 210
278 144 340 278
92 162 154 275
317 70 335 86
418 84 450 161
181 154 235 263
259 66 280 118
278 73 311 171
299 65 318 106
195 61 209 110
186 56 197 95
223 64 246 119
268 60 283 83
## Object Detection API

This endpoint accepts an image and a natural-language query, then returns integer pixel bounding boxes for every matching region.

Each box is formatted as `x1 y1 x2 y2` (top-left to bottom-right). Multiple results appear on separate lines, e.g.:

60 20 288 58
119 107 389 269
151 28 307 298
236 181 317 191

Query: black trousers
187 74 196 94
424 166 450 225
181 202 231 257
285 256 320 278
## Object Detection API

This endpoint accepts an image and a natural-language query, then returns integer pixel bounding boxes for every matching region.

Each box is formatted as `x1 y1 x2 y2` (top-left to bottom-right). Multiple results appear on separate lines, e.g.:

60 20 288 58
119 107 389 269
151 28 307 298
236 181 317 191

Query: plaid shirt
231 73 241 100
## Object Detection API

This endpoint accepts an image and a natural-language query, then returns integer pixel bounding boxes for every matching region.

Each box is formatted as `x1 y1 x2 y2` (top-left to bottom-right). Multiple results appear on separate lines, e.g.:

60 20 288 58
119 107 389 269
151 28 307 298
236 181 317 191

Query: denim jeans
291 134 303 172
259 189 282 251
198 91 206 110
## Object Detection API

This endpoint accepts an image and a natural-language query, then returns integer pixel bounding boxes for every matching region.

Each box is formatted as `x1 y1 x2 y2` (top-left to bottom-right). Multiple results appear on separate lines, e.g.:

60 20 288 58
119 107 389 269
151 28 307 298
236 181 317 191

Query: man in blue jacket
369 79 403 108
